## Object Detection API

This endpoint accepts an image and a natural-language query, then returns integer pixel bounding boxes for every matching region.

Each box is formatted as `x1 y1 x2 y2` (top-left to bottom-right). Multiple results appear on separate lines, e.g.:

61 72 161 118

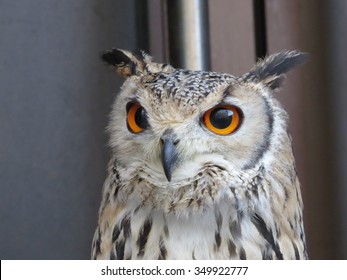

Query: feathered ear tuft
100 48 151 77
101 48 174 78
242 51 309 90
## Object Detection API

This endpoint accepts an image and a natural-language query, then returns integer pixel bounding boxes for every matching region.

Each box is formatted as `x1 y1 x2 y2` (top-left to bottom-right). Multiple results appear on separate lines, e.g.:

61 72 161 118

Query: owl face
104 49 307 183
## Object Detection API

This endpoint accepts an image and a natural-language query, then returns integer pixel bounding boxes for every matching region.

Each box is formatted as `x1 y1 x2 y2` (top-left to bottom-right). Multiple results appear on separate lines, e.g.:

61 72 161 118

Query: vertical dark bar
166 0 183 68
327 0 347 259
135 0 149 52
253 0 267 59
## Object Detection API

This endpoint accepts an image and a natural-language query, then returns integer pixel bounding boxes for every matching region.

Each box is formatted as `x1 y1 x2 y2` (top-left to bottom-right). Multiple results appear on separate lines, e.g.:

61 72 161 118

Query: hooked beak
160 132 179 182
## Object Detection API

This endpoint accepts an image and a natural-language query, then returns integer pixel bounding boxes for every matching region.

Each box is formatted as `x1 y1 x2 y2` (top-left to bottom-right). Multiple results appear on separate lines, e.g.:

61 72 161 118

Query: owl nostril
160 138 179 146
160 129 180 147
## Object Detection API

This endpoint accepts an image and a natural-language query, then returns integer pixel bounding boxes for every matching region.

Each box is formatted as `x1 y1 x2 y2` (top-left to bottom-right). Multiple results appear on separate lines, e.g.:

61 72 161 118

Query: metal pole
166 0 211 71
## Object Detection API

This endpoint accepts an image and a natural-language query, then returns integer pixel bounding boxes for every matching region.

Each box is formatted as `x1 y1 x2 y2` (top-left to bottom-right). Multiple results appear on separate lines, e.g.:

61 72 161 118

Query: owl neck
96 158 307 259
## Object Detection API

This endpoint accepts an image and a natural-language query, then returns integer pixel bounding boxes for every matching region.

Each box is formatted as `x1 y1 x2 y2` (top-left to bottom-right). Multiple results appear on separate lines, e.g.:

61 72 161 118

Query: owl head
102 49 307 184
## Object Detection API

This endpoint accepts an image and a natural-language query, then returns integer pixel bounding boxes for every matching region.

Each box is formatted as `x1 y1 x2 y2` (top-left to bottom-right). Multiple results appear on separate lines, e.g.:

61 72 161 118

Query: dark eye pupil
210 108 233 129
135 107 149 128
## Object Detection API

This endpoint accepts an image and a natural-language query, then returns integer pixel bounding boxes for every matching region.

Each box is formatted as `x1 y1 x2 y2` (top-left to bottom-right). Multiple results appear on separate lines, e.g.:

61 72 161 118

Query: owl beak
161 133 179 182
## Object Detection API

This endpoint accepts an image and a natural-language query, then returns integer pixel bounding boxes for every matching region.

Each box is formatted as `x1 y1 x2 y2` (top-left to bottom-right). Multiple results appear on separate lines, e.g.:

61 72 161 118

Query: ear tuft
242 50 309 90
101 49 137 77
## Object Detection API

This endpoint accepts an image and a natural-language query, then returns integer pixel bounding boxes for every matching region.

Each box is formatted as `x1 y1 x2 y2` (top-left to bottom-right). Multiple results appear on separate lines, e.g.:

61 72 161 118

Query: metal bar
166 0 210 70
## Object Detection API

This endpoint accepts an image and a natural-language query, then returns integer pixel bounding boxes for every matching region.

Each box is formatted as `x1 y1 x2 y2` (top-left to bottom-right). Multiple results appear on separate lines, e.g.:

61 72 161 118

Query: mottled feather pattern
92 49 308 260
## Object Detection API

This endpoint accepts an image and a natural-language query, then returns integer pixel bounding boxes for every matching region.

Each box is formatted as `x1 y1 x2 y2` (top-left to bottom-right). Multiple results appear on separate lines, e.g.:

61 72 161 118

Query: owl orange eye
202 105 242 135
126 103 149 133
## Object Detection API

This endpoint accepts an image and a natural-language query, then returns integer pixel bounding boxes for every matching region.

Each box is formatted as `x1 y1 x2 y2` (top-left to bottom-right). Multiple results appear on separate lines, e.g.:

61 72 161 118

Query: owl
91 48 308 260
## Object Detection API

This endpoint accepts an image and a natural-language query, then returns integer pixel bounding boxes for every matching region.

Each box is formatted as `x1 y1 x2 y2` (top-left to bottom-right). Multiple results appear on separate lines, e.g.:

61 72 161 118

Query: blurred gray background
0 0 346 259
0 0 137 259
